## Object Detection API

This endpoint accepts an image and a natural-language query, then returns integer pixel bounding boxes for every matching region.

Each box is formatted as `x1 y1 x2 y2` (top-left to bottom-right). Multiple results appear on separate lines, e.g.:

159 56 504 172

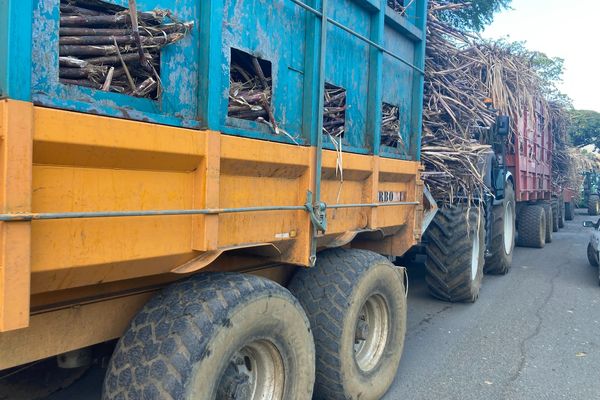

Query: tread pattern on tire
558 198 565 228
424 205 484 303
589 195 600 216
288 248 403 400
516 205 545 248
102 273 307 400
485 182 515 275
588 243 599 268
540 203 553 243
565 200 575 221
551 200 559 232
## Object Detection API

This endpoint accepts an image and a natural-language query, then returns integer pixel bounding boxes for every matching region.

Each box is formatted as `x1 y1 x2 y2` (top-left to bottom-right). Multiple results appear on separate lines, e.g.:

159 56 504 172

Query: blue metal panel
410 0 428 161
0 0 8 97
3 0 427 157
220 0 309 145
199 0 224 130
302 0 323 147
367 2 384 156
323 0 372 152
0 0 33 100
380 0 427 160
381 23 416 158
30 0 200 127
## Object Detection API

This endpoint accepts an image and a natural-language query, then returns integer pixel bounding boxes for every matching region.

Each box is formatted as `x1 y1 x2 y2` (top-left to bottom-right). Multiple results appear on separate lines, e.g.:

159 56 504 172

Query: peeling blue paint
2 0 427 160
221 0 307 144
30 0 200 127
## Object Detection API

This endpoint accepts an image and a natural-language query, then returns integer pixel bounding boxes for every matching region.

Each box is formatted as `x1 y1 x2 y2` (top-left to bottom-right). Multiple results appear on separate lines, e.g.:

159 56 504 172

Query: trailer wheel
424 205 485 303
565 199 575 221
516 205 546 248
558 198 565 228
540 203 553 243
288 249 406 400
551 199 559 232
485 181 516 275
102 273 315 400
587 243 599 268
589 195 600 216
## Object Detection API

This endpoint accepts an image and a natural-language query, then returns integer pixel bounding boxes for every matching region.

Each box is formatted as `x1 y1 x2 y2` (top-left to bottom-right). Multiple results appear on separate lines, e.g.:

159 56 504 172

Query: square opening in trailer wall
228 48 274 123
32 0 200 127
221 0 308 145
323 82 347 141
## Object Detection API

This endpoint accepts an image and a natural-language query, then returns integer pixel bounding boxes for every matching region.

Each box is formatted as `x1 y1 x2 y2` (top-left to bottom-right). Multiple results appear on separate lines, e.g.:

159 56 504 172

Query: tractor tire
551 199 559 232
565 199 575 221
516 205 546 249
589 195 600 216
587 243 599 268
288 249 407 400
102 273 315 400
485 181 516 275
424 205 485 303
540 203 553 243
558 198 565 228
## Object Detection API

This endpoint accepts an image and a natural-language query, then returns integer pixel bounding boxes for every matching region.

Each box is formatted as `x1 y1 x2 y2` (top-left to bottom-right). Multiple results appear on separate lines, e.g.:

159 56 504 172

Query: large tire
424 205 485 303
485 181 516 275
540 203 553 243
587 243 599 268
516 205 546 248
565 199 575 221
589 195 600 216
558 198 565 228
288 249 407 400
102 273 315 400
551 199 559 232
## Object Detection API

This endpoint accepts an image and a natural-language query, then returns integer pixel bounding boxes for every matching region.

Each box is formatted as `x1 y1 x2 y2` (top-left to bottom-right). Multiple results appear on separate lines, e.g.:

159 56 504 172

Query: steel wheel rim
353 294 390 372
471 232 480 281
504 201 515 254
217 340 285 400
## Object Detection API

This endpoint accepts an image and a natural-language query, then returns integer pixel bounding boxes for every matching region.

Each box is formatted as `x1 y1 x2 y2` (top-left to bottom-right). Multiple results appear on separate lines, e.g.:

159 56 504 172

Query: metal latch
305 191 327 233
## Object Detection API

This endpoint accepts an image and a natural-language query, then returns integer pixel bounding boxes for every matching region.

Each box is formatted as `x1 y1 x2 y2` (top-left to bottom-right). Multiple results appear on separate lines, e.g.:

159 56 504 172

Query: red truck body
506 106 553 202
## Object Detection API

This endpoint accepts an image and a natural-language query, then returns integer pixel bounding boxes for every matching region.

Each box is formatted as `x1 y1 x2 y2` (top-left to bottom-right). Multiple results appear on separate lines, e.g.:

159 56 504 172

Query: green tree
569 110 600 150
438 0 512 31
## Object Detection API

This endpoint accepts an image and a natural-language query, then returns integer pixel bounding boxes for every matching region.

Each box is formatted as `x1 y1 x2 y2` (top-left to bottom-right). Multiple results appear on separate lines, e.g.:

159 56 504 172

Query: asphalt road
31 210 600 399
384 210 600 400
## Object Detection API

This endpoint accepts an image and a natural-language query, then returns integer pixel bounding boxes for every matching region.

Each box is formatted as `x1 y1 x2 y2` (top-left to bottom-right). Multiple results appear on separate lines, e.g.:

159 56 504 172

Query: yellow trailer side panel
0 101 421 338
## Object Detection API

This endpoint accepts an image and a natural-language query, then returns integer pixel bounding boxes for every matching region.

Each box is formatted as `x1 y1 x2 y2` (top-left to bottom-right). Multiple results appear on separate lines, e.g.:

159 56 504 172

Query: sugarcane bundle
381 103 403 147
228 56 273 122
550 102 575 188
323 84 347 138
422 1 574 204
422 4 496 202
387 0 420 16
59 0 193 99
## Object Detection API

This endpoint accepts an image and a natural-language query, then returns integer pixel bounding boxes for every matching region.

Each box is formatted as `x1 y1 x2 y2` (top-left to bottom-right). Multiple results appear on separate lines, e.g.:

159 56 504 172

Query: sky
483 0 600 112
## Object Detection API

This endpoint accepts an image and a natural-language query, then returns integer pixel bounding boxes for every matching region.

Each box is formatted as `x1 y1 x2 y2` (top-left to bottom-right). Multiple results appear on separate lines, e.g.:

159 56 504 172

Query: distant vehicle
581 171 600 215
583 219 600 285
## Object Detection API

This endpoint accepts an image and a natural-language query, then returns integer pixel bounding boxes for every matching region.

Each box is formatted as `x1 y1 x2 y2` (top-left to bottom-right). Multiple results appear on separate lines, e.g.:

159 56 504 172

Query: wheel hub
353 295 390 372
355 314 369 341
217 340 284 400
